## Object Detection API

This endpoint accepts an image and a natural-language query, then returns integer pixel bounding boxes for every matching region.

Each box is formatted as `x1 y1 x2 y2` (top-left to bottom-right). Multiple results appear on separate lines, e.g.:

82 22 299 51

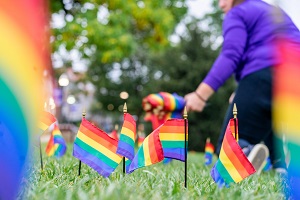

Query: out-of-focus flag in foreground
273 37 300 199
0 1 51 199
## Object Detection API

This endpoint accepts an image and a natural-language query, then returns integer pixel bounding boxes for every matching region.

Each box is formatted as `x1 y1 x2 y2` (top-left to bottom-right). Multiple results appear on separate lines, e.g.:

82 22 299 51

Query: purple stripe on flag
163 148 185 161
53 137 65 144
73 144 113 177
116 141 134 160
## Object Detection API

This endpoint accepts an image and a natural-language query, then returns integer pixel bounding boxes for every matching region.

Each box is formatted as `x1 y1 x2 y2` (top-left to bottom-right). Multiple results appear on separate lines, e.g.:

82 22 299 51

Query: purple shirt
203 0 300 91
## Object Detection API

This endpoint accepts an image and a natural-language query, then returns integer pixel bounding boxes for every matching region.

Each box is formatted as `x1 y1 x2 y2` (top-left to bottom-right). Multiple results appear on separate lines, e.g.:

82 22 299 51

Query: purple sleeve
203 10 247 91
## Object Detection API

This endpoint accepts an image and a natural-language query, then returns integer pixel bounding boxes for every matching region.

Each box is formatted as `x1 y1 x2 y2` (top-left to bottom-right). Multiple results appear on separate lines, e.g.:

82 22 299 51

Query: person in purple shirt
184 0 300 173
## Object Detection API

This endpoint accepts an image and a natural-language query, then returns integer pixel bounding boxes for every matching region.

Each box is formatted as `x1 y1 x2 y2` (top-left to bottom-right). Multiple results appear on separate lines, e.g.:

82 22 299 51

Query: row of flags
39 110 258 187
39 111 187 177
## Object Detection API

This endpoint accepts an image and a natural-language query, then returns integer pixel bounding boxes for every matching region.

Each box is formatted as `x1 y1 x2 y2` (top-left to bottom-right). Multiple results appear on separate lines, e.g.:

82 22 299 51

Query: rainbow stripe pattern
211 119 255 186
117 113 136 160
73 118 123 177
159 119 187 161
128 128 164 173
45 124 66 158
205 139 215 165
137 136 145 148
38 111 57 134
0 1 50 199
273 38 300 199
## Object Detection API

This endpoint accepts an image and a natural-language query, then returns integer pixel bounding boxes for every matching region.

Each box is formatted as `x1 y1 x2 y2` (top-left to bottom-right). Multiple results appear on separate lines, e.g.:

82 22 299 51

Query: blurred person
184 0 300 173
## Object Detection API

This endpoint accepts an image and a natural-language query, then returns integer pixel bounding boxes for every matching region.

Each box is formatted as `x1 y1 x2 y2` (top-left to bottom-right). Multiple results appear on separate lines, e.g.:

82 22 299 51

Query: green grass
21 145 286 200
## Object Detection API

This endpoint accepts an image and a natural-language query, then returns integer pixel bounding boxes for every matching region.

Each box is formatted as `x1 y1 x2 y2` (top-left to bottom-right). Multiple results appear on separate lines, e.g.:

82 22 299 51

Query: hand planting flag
45 124 66 158
128 128 164 173
73 118 122 177
159 119 187 161
273 37 300 199
205 138 214 165
211 119 255 187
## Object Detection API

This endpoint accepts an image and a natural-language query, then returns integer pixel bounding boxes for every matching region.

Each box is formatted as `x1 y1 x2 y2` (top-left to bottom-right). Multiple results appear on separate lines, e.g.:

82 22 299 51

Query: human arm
184 82 214 112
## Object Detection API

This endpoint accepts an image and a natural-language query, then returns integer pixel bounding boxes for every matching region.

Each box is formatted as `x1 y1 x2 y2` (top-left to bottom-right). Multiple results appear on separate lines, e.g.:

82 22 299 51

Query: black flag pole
123 102 127 174
78 109 86 176
233 103 238 142
39 137 43 171
183 106 188 188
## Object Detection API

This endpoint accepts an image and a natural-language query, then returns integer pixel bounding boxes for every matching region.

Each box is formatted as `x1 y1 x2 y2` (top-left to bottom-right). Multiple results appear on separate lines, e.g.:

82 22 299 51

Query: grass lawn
21 145 286 200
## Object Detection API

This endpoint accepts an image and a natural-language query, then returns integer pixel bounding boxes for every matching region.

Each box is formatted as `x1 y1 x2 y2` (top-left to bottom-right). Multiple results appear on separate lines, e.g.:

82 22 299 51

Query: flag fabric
128 128 164 173
273 38 300 199
137 136 145 148
163 158 173 164
38 111 57 134
159 119 187 161
117 113 136 160
0 1 51 199
73 118 122 177
211 119 256 186
45 124 67 158
109 129 119 140
205 139 215 165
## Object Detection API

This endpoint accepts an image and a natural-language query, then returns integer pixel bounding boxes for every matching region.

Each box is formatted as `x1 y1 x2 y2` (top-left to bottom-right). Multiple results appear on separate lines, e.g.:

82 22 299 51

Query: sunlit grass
22 145 285 200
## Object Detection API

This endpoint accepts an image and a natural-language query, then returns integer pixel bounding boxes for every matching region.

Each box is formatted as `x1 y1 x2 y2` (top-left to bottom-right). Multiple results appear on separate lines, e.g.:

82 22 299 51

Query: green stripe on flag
119 134 135 147
161 141 185 148
75 138 119 168
216 160 235 184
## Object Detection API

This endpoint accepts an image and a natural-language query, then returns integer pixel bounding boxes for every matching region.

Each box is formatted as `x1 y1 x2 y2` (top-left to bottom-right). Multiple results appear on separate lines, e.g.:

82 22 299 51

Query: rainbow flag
273 38 300 199
117 113 136 160
73 118 123 177
38 111 57 134
128 128 164 173
0 1 51 199
45 124 66 158
211 119 256 186
159 119 187 161
137 136 145 148
205 138 215 165
109 129 119 140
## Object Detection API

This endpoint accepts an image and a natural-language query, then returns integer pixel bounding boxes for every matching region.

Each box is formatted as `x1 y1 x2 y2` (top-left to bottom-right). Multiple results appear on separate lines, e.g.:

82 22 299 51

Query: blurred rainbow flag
211 119 256 187
205 138 214 165
0 1 51 199
137 136 145 148
273 38 300 199
45 124 67 158
73 118 123 177
38 111 57 134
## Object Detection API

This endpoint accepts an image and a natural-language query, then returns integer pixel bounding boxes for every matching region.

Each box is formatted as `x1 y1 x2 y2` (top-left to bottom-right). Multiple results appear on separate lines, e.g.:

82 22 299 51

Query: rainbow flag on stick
73 118 122 177
117 113 136 161
273 38 300 199
45 124 66 158
38 111 56 134
159 119 187 161
205 138 214 165
128 128 164 173
211 119 255 186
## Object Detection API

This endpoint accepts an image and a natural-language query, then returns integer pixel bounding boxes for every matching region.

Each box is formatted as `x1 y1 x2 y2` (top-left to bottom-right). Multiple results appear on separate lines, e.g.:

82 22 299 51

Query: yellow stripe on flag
159 133 186 141
143 136 151 166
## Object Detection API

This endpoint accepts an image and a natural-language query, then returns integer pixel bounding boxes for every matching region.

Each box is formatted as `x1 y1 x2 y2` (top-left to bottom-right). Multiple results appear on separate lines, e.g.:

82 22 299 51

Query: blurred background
47 0 300 151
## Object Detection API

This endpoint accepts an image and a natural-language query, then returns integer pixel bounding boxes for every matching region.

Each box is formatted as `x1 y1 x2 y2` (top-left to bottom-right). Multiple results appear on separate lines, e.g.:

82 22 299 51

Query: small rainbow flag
137 136 145 148
159 119 187 161
73 118 122 177
109 129 119 140
205 138 214 165
38 111 57 134
273 38 300 199
128 128 164 173
117 113 136 161
45 124 66 158
210 119 255 186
